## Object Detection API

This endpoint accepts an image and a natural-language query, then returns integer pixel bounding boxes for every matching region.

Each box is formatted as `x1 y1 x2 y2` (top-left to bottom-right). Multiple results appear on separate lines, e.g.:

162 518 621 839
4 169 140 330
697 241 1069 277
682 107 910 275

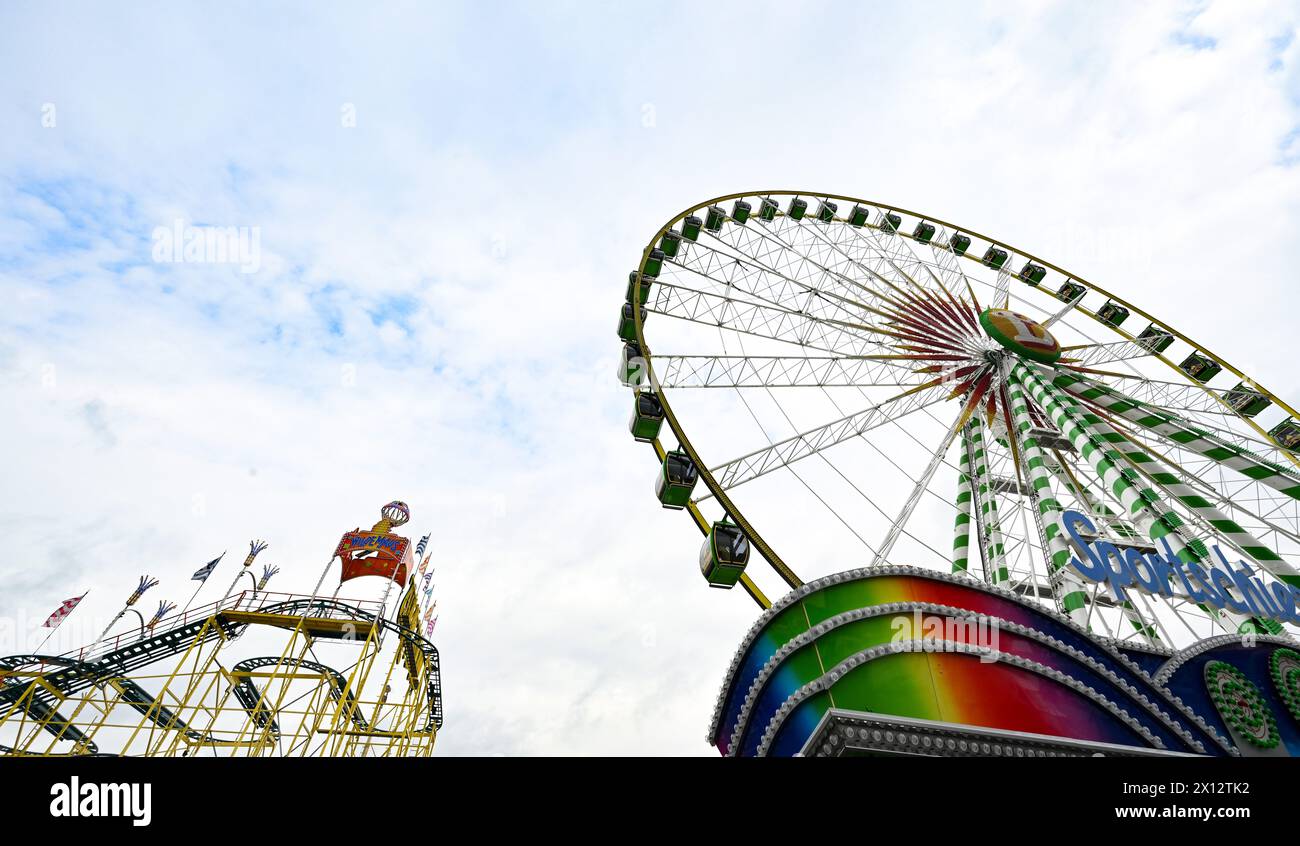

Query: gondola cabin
1019 262 1046 285
1096 300 1129 327
881 212 902 233
913 222 936 243
1179 352 1223 383
643 248 665 278
699 520 750 588
618 342 645 388
732 199 752 224
705 205 726 232
817 200 837 223
1056 280 1085 304
1269 418 1300 450
949 233 971 256
848 204 869 227
626 271 652 305
656 449 698 509
629 392 665 442
788 197 808 220
660 228 682 258
1224 382 1270 417
981 246 1008 269
682 214 703 242
759 197 779 222
1136 325 1174 354
618 302 646 343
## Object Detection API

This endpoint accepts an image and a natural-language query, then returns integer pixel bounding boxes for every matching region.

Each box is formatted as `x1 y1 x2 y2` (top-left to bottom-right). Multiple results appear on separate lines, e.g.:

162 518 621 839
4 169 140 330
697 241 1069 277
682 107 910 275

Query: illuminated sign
1061 510 1300 626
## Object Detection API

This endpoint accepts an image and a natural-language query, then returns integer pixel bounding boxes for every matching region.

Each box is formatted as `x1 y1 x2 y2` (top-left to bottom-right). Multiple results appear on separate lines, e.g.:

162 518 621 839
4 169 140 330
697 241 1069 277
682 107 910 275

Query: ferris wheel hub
978 308 1062 365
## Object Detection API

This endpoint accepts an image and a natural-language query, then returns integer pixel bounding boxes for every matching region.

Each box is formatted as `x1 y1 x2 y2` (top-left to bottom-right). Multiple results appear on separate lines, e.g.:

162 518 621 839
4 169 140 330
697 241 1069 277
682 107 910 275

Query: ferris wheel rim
630 189 1300 608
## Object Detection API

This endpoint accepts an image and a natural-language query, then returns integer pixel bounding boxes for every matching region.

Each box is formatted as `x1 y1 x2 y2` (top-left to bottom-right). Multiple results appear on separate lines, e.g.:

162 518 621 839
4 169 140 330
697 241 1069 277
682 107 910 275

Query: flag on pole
415 533 430 559
425 615 438 637
191 552 225 582
126 576 159 606
242 540 269 568
42 594 87 629
417 553 432 580
256 564 280 591
146 600 177 632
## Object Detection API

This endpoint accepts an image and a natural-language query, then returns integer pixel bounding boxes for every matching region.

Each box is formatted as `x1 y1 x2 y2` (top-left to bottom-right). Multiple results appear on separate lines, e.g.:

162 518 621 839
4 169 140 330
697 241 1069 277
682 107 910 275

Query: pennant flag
415 533 430 559
425 615 438 637
126 576 160 606
42 594 87 629
147 600 177 632
417 553 432 579
192 552 225 582
256 564 281 591
242 539 269 568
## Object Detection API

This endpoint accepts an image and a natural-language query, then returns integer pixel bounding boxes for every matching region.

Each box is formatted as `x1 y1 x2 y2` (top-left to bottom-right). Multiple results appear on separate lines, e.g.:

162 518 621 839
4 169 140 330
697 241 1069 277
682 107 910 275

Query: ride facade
620 191 1300 757
0 502 442 757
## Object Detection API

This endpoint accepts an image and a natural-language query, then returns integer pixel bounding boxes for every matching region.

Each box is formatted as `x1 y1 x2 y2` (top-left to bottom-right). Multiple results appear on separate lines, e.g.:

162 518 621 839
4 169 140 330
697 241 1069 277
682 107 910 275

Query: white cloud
1 0 1298 754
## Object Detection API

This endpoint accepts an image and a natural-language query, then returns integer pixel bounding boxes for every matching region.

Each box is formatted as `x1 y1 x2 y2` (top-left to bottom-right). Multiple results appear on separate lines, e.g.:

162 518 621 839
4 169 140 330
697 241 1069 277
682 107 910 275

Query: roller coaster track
0 596 442 754
230 655 369 737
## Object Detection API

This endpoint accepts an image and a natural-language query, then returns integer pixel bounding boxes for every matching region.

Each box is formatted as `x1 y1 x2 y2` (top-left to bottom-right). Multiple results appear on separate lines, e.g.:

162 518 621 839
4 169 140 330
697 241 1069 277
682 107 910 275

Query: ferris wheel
619 191 1300 651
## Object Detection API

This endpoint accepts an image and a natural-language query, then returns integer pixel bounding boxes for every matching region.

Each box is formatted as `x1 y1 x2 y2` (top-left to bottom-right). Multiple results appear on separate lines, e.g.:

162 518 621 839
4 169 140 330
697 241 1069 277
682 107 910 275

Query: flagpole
180 551 226 616
220 541 268 606
87 577 158 655
31 590 88 655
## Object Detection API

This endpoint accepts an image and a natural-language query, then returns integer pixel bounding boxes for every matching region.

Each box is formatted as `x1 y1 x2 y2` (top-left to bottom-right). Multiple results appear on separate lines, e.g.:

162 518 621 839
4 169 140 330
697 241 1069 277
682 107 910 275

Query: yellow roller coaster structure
0 576 442 757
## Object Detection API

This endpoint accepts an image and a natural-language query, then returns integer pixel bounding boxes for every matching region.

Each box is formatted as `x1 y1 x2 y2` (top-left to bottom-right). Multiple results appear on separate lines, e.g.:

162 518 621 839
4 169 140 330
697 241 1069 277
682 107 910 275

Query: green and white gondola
699 520 750 588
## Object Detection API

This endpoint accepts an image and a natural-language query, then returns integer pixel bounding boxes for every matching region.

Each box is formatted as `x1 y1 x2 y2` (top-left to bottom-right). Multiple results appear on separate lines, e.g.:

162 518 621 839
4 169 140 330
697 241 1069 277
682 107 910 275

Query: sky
2 0 1300 755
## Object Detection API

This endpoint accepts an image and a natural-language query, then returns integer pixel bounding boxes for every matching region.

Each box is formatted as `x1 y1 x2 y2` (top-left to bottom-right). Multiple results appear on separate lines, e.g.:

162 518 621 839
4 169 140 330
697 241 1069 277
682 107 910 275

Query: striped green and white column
1047 460 1159 641
1011 361 1264 635
1051 371 1300 503
952 423 974 574
968 417 1009 585
1003 375 1090 624
1071 404 1292 633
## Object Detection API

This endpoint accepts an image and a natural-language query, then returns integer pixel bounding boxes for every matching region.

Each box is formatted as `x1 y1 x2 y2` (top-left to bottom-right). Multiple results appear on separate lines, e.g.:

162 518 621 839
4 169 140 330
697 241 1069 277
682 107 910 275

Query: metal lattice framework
621 190 1300 647
0 588 442 757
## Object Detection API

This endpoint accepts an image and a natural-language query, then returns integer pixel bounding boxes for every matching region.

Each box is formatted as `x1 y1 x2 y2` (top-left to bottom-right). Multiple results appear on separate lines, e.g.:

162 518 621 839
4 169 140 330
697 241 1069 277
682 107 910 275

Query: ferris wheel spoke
1083 404 1300 584
671 236 886 331
1077 397 1300 545
647 280 879 356
870 402 971 568
731 204 957 325
718 332 964 568
650 354 919 389
761 214 993 362
696 384 949 496
1050 369 1300 502
1058 338 1158 368
742 206 925 303
813 213 962 309
694 213 920 339
1012 362 1267 634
